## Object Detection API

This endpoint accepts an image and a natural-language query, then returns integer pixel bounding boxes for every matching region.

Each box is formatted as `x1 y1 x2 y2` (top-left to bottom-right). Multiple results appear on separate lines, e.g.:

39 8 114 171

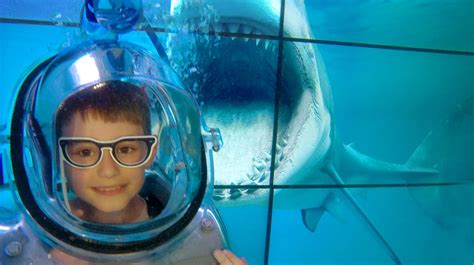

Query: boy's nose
97 150 119 178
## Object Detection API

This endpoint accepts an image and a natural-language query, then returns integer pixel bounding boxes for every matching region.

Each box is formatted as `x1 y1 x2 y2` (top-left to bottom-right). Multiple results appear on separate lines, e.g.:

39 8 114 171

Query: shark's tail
405 96 473 182
405 96 474 241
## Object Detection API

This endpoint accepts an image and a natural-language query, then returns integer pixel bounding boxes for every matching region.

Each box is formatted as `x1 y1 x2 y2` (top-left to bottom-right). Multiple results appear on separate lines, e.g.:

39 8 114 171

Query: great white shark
165 0 473 263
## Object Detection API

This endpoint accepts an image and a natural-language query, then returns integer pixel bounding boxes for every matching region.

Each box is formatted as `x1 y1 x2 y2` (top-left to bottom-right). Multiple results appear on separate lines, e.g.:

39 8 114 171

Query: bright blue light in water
0 0 472 264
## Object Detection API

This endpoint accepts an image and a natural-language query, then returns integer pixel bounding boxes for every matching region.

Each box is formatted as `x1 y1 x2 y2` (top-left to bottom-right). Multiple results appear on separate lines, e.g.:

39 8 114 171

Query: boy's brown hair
55 80 151 136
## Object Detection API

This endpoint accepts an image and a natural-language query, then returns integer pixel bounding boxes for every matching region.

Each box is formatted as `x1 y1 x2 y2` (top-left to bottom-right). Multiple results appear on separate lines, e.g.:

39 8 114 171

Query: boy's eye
117 146 136 154
66 142 98 160
76 149 94 157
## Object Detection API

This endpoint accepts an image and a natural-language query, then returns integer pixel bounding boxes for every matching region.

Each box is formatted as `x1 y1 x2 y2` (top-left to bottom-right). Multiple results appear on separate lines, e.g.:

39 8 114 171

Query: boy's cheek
64 165 78 180
64 166 89 186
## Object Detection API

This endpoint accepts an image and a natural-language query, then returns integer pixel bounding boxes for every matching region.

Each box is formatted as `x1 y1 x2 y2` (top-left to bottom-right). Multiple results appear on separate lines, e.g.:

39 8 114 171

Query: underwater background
0 0 473 264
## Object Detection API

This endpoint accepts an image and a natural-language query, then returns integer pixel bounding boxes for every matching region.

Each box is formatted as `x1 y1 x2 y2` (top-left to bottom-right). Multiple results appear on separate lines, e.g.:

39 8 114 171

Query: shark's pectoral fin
301 192 347 232
301 207 326 232
323 192 348 224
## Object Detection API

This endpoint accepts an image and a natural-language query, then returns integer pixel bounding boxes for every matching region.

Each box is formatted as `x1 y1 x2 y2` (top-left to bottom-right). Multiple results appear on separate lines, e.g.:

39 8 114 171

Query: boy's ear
145 141 158 168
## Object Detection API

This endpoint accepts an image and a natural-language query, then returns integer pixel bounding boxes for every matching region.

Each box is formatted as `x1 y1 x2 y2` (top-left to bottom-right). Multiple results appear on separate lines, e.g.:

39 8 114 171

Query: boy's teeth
97 186 122 191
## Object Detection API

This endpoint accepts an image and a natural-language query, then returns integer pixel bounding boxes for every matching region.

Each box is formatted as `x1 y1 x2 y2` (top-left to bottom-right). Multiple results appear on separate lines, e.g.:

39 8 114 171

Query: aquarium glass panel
216 188 269 265
269 185 474 265
285 0 474 53
0 23 79 130
0 0 83 24
277 40 474 185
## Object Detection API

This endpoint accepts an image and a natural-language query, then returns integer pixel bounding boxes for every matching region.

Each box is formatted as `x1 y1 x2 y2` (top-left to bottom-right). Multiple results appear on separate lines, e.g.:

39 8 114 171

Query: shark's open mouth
168 22 281 187
168 2 331 205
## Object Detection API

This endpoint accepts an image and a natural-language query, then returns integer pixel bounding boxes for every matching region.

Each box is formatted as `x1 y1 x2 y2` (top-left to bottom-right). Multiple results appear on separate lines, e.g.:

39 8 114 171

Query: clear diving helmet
0 0 227 264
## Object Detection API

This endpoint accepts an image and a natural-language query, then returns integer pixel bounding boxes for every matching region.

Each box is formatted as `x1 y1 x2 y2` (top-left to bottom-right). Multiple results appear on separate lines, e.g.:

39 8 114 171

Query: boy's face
61 112 153 214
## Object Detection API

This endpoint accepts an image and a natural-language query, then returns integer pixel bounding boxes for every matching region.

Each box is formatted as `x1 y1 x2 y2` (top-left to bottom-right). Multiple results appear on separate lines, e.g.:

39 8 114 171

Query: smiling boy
55 80 157 224
53 80 246 264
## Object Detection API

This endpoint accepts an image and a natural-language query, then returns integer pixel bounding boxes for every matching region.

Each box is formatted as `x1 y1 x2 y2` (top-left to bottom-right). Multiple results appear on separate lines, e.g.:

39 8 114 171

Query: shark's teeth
242 25 253 34
252 167 260 176
207 24 216 33
252 166 261 176
240 133 290 186
259 171 269 182
264 40 270 50
213 23 223 32
253 160 266 171
247 172 257 181
213 186 261 201
221 23 229 32
246 188 258 194
263 152 272 161
229 187 241 199
214 157 277 200
274 157 281 168
213 187 228 201
206 24 214 33
213 193 226 201
275 143 282 154
228 23 240 33
242 179 258 185
211 23 263 36
205 23 278 52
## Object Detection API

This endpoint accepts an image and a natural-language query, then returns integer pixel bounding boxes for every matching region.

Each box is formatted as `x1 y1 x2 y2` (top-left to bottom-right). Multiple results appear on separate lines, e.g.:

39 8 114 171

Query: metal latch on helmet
202 128 223 152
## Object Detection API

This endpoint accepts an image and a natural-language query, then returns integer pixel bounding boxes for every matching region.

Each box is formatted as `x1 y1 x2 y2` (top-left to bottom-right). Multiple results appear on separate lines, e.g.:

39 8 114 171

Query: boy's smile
91 184 128 196
61 112 154 218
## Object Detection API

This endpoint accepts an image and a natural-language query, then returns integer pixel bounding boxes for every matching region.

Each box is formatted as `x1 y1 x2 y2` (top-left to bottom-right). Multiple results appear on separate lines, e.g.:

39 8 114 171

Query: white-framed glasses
58 135 158 169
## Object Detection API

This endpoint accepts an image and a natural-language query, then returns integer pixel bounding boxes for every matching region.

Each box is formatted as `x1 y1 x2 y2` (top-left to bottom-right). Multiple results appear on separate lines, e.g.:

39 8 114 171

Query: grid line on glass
263 0 287 264
214 182 467 190
1 17 473 56
0 17 79 27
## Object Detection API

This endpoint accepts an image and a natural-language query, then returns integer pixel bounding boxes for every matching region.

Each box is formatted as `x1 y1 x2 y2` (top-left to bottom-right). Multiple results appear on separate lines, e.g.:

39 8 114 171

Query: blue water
0 1 473 264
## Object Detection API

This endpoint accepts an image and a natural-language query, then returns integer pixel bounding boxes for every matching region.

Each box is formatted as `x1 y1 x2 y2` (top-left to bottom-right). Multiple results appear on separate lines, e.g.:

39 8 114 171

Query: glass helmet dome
9 39 224 260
